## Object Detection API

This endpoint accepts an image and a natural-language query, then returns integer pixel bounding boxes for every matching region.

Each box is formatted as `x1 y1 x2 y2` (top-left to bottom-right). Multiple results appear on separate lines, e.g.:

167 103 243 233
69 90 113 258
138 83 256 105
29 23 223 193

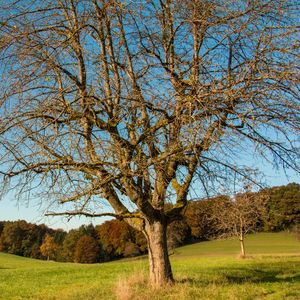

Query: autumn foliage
95 220 147 260
40 234 59 260
74 235 101 263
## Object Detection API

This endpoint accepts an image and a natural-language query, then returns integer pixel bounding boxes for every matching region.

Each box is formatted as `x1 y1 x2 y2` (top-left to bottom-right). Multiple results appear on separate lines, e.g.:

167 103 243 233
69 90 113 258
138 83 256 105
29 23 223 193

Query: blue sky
0 192 103 231
0 162 298 231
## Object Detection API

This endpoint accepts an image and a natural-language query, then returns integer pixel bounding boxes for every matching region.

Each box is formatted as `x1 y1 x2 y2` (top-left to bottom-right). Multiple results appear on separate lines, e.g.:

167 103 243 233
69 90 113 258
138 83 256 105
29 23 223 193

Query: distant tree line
0 220 147 263
0 183 299 263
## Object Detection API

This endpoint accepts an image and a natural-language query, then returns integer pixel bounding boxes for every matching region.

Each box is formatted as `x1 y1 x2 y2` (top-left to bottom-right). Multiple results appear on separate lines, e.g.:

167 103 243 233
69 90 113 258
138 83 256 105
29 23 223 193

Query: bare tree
0 0 299 285
210 190 268 257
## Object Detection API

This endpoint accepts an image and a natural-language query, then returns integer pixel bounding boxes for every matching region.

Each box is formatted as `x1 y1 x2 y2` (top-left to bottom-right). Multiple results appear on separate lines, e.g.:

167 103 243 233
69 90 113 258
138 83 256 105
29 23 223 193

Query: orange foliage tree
40 234 59 261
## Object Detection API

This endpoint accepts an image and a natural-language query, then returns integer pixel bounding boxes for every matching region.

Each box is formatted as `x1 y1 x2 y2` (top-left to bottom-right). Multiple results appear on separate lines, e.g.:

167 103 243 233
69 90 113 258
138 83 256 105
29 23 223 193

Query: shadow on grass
225 270 300 284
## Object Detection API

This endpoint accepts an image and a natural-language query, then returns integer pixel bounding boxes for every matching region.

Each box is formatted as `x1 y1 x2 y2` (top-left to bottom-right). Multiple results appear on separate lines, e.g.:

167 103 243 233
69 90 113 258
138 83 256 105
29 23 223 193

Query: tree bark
143 219 174 286
239 233 245 257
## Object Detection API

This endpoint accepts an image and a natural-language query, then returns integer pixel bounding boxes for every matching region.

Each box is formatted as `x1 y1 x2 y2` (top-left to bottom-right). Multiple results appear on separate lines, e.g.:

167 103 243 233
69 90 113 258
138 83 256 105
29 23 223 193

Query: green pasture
0 232 299 300
173 232 300 257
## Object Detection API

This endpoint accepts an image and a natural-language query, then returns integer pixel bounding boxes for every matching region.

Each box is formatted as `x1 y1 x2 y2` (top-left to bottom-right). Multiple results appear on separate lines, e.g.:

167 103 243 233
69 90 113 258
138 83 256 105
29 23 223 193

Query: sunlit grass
0 232 299 299
173 232 300 257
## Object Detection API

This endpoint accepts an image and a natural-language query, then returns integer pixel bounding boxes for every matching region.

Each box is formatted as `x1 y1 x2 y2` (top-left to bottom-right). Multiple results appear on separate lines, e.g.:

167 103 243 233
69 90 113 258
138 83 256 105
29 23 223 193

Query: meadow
0 232 299 300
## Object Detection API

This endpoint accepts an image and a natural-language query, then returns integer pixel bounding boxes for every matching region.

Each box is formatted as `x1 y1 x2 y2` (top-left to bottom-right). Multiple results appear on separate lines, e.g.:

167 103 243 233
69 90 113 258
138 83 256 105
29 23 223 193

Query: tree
0 0 299 285
95 219 140 259
0 220 44 257
62 224 97 262
0 221 4 237
123 242 141 258
184 197 226 241
0 221 24 255
0 220 63 259
167 219 191 250
263 183 300 231
210 191 267 257
40 234 59 260
74 235 101 263
62 229 84 262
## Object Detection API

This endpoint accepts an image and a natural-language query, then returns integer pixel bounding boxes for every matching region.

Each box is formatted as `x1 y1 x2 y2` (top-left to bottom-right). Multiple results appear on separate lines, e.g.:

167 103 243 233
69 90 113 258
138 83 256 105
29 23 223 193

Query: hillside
173 232 300 257
0 232 299 300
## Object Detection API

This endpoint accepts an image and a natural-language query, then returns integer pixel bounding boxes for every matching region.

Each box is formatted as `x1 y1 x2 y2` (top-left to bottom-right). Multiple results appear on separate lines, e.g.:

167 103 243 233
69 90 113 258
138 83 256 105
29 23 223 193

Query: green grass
0 232 299 300
173 232 300 257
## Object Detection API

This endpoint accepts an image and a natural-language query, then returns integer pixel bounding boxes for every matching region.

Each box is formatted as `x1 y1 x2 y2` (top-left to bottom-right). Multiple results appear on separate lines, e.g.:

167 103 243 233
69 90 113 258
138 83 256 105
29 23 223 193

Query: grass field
0 232 299 300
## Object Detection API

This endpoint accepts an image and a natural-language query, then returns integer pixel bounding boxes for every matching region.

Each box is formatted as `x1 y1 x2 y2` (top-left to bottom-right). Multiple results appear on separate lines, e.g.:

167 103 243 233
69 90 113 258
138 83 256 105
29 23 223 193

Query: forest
1 183 299 263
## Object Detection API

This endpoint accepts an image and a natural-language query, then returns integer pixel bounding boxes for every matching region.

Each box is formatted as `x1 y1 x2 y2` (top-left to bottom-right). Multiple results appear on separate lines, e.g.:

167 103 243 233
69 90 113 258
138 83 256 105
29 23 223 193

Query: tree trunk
239 233 245 257
143 219 174 286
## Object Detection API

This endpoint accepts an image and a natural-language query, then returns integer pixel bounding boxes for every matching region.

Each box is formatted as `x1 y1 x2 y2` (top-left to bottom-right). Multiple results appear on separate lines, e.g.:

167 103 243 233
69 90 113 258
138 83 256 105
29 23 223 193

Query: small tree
211 191 267 257
40 234 59 261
